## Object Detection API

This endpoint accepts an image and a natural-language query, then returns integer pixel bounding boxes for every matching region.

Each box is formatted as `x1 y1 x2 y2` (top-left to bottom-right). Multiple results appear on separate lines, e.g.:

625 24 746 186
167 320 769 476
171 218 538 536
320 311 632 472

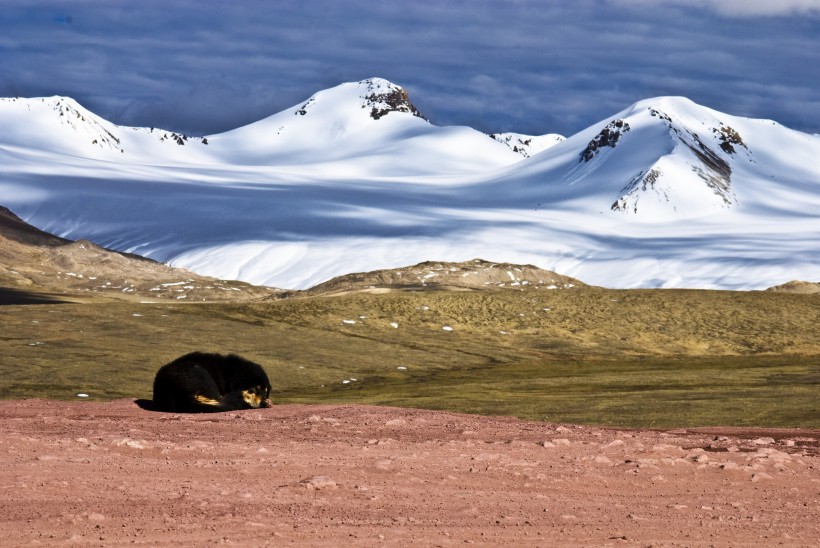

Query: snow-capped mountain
0 79 520 176
1 79 818 290
204 78 524 175
491 96 820 221
0 95 211 162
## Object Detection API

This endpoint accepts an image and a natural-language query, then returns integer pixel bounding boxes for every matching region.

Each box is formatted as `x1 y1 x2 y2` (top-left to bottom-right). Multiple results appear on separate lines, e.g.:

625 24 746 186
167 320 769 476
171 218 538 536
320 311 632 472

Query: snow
1 82 819 291
491 131 565 157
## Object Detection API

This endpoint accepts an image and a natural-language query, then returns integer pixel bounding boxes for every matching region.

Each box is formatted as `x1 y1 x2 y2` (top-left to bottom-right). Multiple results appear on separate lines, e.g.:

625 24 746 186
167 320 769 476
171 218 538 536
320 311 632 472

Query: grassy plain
1 287 817 428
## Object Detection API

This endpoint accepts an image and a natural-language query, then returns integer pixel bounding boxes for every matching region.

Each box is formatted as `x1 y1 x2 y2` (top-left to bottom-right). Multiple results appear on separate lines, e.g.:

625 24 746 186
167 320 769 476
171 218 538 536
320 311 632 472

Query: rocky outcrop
580 119 631 162
361 79 427 121
292 79 427 122
612 168 664 213
714 124 747 154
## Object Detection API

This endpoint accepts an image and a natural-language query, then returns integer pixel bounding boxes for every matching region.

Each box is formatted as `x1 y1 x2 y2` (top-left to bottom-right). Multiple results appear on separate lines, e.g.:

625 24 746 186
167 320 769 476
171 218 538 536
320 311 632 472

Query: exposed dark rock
649 108 672 123
612 169 665 213
160 132 189 146
490 133 541 157
681 131 736 205
686 132 732 179
580 119 631 162
290 80 426 121
294 98 315 116
364 84 427 121
713 125 747 154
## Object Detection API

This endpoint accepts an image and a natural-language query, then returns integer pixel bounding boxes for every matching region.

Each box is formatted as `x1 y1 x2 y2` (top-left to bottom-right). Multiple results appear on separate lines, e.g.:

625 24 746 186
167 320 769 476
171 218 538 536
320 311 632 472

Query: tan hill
305 258 585 295
2 206 586 302
766 280 820 294
0 206 281 303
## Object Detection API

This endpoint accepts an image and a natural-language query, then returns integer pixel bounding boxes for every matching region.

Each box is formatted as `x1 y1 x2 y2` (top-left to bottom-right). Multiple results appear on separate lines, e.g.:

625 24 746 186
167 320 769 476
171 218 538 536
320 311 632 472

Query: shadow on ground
134 399 159 412
0 288 72 305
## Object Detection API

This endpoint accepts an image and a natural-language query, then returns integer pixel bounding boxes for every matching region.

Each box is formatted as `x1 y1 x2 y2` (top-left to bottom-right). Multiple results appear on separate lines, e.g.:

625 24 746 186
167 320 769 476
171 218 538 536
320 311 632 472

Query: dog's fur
152 352 272 413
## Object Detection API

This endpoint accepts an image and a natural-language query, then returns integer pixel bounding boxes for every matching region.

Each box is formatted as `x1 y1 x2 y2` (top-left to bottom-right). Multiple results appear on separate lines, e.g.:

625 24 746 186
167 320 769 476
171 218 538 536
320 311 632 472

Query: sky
1 0 819 137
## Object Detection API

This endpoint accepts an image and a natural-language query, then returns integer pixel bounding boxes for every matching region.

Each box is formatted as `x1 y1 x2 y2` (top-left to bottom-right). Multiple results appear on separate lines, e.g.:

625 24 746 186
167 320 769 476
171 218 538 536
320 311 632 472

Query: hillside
766 280 820 294
305 259 584 295
0 206 279 303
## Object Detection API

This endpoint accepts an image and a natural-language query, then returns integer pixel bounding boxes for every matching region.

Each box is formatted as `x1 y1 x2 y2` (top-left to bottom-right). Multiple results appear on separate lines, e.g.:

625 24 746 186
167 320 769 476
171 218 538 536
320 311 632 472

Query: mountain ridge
491 95 809 220
0 79 522 175
1 79 818 290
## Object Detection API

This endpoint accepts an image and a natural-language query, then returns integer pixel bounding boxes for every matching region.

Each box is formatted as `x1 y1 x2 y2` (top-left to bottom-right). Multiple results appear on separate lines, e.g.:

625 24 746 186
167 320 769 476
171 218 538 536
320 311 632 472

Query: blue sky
2 0 819 137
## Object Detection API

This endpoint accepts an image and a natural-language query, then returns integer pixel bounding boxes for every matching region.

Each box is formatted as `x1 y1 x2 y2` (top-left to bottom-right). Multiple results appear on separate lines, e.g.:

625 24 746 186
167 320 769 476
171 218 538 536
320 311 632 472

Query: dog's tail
193 394 225 410
192 393 270 412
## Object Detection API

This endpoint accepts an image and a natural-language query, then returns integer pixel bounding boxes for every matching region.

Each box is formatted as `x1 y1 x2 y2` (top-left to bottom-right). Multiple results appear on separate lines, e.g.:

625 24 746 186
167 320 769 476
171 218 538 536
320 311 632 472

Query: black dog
152 352 272 413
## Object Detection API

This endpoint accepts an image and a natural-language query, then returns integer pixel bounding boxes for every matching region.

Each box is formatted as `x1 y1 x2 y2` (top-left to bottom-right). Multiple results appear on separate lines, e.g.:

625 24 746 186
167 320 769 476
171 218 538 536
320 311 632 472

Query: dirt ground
1 400 818 546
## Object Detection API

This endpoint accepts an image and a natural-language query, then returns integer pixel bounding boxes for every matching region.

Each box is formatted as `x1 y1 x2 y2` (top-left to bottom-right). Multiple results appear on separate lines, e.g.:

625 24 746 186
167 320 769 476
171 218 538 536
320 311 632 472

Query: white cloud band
619 0 820 17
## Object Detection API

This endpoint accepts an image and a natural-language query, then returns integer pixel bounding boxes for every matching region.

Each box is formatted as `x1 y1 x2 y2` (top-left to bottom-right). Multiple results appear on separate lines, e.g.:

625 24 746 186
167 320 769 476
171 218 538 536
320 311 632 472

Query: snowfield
1 78 818 290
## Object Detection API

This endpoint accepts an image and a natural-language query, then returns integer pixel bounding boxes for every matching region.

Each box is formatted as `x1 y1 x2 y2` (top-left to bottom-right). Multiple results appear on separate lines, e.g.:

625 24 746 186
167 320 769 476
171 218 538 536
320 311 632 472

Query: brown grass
1 286 817 427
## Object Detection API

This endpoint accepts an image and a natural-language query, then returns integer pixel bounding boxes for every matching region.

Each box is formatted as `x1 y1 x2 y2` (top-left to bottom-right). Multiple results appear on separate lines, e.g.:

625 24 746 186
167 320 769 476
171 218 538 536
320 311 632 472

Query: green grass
289 355 819 428
1 288 818 428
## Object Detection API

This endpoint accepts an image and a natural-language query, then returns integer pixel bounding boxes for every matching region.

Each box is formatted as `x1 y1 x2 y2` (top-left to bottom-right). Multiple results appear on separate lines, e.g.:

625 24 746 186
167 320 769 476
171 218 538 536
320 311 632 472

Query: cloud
0 0 818 138
620 0 820 17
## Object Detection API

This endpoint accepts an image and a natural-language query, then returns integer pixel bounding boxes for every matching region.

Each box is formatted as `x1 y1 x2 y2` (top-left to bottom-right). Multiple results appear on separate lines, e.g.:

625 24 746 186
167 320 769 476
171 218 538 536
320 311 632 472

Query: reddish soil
1 399 818 546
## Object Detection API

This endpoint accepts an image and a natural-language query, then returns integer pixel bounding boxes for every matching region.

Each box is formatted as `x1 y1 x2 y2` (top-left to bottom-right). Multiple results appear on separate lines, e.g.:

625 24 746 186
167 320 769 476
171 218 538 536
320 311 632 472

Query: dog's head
241 385 273 408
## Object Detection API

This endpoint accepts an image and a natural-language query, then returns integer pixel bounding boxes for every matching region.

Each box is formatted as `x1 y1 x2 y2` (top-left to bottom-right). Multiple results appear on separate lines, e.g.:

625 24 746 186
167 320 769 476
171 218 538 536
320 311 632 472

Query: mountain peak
0 95 81 108
293 78 427 122
0 94 126 154
358 78 427 121
555 95 759 217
